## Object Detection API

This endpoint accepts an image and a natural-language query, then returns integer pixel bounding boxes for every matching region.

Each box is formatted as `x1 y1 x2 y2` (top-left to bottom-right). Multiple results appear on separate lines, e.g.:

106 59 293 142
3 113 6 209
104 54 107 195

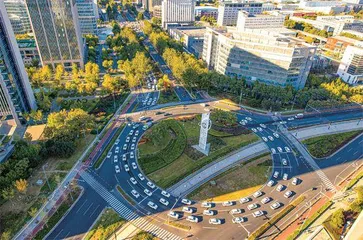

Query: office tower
75 0 99 35
0 3 37 125
25 0 85 70
161 0 195 29
337 45 363 85
217 1 263 26
202 27 316 89
4 0 32 34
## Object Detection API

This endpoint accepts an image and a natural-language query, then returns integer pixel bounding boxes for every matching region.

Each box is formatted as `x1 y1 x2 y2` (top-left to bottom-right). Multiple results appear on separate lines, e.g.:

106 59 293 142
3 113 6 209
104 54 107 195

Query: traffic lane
46 185 106 240
174 86 193 102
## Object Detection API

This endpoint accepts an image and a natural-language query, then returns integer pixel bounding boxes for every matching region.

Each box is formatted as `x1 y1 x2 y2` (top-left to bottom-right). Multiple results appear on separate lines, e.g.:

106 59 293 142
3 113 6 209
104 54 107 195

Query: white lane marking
83 202 94 215
76 199 87 213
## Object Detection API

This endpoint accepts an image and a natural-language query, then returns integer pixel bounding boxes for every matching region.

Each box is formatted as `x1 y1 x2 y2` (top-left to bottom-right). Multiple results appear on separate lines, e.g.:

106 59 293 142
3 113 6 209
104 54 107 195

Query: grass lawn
0 134 95 239
85 208 126 240
188 155 272 201
141 117 259 189
303 130 362 158
132 231 158 240
157 90 179 104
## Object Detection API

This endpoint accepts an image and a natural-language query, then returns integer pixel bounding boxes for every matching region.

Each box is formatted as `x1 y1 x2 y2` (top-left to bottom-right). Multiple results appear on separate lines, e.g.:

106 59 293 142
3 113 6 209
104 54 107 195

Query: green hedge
346 172 363 190
249 196 306 240
139 119 187 174
287 201 333 240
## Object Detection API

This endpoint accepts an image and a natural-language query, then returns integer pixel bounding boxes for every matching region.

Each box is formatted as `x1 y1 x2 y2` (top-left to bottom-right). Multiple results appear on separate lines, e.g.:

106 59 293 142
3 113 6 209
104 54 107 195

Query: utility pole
42 164 52 191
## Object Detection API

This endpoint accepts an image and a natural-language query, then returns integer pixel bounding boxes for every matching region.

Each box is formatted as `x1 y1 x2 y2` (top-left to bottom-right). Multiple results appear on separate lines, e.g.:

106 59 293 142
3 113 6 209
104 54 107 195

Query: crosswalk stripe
80 171 181 240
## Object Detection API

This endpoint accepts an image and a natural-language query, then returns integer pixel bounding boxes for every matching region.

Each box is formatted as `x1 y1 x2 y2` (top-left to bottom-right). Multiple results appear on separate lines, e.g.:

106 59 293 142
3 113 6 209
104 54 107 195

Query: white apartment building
289 15 363 36
298 0 346 14
76 0 99 36
217 1 264 26
202 27 316 89
236 11 285 31
337 45 363 84
161 0 195 29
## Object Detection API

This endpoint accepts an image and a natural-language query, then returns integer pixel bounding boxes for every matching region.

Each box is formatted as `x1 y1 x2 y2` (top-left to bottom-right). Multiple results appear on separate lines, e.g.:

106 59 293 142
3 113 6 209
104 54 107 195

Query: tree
28 207 38 217
211 109 237 127
157 75 172 90
14 179 28 194
355 186 363 201
1 187 15 202
137 12 144 20
55 64 65 82
330 208 345 229
35 90 52 112
102 59 113 72
24 132 33 142
102 74 121 94
112 21 121 35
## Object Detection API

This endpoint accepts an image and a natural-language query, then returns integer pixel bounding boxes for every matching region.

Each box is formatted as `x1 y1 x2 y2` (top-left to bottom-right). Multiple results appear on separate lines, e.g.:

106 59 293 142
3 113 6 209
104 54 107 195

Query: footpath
168 119 363 197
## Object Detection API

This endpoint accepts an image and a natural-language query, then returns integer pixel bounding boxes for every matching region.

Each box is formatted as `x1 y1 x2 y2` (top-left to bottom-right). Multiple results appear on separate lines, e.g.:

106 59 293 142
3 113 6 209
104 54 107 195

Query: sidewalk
169 119 363 197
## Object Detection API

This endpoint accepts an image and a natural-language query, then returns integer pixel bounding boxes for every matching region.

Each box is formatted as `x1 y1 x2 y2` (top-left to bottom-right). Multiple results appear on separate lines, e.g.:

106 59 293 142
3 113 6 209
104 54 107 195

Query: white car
273 171 279 179
285 147 291 152
222 201 234 207
123 144 128 150
138 173 145 181
279 121 287 124
135 130 139 136
159 198 169 206
182 207 194 213
168 211 180 219
131 190 140 198
209 218 222 225
251 128 257 133
147 181 155 189
201 202 213 208
129 130 134 135
284 191 293 198
144 189 152 196
257 127 263 132
131 144 135 150
253 191 263 198
147 201 158 210
115 147 120 154
267 180 275 187
132 124 139 129
259 124 266 128
182 198 192 205
161 191 170 198
130 177 137 185
124 164 129 172
114 155 118 163
240 197 251 204
273 133 280 138
203 210 215 216
122 154 127 161
252 210 264 218
230 208 243 214
240 120 246 126
288 117 295 121
132 162 137 169
126 137 130 143
270 202 281 210
276 184 285 192
246 117 252 121
292 177 299 185
130 151 134 159
132 137 137 143
271 148 276 154
107 152 112 158
247 203 258 210
261 197 272 204
262 137 268 142
186 215 198 223
115 139 120 145
282 159 288 166
283 173 289 180
277 147 283 153
232 217 245 224
115 165 120 173
268 136 274 141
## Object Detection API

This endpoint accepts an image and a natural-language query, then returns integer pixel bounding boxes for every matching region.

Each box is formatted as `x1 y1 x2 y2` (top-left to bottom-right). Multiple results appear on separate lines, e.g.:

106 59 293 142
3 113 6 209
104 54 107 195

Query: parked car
209 218 222 225
240 197 251 204
181 199 192 205
232 217 245 224
252 210 264 218
186 215 198 223
147 201 158 210
168 211 180 219
159 198 169 206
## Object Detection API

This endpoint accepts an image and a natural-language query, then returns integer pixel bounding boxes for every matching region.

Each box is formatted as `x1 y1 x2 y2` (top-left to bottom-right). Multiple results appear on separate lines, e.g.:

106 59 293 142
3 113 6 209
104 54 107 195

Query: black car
155 111 164 115
164 113 173 116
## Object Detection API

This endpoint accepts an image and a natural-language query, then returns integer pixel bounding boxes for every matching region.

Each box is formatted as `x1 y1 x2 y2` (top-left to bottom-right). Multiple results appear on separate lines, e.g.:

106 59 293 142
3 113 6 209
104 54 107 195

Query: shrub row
287 201 333 240
346 171 363 190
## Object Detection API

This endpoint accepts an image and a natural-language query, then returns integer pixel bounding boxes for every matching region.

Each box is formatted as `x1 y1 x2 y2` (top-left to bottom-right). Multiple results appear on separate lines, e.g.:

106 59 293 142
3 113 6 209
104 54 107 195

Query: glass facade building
25 0 84 70
4 0 32 34
0 3 37 125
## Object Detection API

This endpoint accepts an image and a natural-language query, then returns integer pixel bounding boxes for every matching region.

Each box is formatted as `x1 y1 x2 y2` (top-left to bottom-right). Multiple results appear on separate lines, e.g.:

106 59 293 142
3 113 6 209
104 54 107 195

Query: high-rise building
236 11 285 32
25 0 85 70
217 1 263 26
4 0 32 34
337 45 363 85
75 0 99 36
161 0 195 29
143 0 162 12
202 27 316 89
0 2 37 125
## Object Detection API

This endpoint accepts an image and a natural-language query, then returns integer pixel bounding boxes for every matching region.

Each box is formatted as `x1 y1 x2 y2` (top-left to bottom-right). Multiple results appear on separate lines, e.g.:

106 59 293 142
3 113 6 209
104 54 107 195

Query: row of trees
284 19 332 38
0 108 94 203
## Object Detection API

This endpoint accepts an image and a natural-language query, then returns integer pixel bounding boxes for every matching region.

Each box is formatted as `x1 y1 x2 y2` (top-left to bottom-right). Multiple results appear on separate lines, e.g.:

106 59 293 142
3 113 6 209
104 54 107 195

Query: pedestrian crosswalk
279 126 337 192
80 171 182 240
